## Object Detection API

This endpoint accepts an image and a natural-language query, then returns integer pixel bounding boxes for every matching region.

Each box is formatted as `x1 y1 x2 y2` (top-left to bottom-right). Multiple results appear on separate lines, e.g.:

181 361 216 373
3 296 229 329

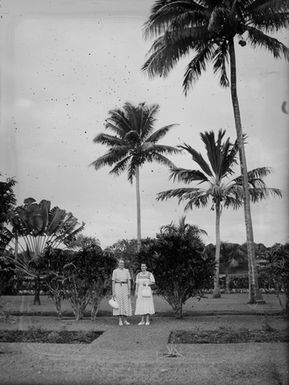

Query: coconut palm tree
90 102 179 251
157 130 282 297
142 0 289 303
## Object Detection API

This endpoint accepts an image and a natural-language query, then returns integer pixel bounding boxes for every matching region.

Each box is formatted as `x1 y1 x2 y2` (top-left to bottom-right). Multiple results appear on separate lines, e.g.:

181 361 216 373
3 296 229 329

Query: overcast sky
0 0 288 248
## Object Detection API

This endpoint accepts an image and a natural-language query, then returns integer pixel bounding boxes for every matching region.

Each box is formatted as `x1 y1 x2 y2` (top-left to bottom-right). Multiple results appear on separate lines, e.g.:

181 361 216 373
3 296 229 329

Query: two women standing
111 259 155 326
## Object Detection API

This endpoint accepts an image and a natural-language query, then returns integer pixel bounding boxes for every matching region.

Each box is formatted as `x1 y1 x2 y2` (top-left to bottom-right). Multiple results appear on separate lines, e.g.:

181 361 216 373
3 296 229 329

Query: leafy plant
137 218 214 318
4 198 84 305
62 246 116 320
259 243 289 315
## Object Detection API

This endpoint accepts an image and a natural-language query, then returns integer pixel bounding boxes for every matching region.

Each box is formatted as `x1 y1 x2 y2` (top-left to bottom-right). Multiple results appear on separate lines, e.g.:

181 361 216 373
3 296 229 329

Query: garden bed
0 328 103 344
168 328 289 344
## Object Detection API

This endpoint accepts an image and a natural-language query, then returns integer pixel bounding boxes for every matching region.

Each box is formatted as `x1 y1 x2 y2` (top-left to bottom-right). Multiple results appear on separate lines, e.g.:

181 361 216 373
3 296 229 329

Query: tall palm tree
157 130 282 297
90 102 179 251
142 0 289 303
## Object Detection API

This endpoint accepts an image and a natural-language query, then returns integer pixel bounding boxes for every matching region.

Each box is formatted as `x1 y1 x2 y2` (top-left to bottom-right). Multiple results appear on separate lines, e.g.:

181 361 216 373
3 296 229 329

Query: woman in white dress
135 263 155 325
112 259 132 326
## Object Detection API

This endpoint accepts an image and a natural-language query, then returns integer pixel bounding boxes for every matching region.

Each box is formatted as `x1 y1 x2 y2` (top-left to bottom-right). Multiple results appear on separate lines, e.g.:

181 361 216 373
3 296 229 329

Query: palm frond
169 167 209 184
200 131 221 176
139 103 160 140
208 6 231 34
105 121 127 137
157 187 204 202
146 153 175 168
142 33 195 78
145 144 181 156
124 130 141 144
183 42 215 94
145 124 177 143
127 156 139 183
248 186 282 202
144 0 207 39
249 0 288 12
93 133 123 146
247 26 289 59
183 193 211 211
222 138 239 176
107 109 133 135
249 0 289 31
179 143 213 177
90 147 129 170
109 156 131 176
233 167 273 185
212 40 230 87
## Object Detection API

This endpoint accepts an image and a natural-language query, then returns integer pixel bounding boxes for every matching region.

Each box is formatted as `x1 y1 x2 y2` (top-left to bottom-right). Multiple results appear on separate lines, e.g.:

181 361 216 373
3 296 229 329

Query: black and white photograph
0 0 288 384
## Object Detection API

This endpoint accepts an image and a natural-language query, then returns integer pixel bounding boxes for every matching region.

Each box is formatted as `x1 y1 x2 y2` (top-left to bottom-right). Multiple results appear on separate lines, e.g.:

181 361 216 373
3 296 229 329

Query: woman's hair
140 262 147 268
118 258 125 264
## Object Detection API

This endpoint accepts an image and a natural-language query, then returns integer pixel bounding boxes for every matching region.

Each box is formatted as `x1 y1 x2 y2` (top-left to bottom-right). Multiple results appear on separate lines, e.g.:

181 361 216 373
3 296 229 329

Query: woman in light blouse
112 258 132 326
135 263 155 325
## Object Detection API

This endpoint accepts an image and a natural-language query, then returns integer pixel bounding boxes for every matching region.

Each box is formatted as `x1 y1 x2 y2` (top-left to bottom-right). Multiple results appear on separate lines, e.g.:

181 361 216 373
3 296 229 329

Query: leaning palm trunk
229 40 263 304
135 165 141 252
213 203 221 298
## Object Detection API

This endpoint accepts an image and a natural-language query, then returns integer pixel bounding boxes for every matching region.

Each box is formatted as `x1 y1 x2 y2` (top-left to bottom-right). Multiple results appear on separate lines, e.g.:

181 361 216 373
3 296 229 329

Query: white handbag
108 298 119 309
142 286 151 298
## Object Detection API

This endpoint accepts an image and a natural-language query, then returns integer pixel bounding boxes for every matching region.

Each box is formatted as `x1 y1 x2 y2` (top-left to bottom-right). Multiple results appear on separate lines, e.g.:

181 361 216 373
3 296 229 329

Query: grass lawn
0 294 288 385
0 292 285 317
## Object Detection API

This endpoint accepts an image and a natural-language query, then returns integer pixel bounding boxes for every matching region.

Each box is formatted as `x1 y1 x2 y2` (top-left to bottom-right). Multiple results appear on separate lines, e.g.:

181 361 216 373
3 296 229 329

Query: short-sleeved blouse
112 268 131 282
136 271 155 284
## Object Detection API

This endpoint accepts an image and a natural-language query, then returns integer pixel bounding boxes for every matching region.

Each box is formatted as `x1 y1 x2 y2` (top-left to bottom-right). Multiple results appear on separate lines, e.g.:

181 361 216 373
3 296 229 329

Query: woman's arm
112 280 116 299
112 269 116 298
127 269 131 297
128 278 131 296
135 274 139 296
148 272 155 286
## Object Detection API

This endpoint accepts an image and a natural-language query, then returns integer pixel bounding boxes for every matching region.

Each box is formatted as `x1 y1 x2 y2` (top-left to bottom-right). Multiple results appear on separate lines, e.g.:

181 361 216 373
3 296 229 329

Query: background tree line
0 175 288 318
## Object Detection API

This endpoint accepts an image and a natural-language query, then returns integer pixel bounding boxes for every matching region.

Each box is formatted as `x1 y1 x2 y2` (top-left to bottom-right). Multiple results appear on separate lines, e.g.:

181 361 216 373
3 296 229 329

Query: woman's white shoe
145 321 150 326
119 320 123 326
123 320 130 326
138 321 145 326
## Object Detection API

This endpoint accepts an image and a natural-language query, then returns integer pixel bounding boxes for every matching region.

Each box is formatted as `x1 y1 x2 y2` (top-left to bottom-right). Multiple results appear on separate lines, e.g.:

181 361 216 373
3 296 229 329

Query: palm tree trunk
135 165 141 252
225 270 230 294
229 39 264 304
33 276 41 305
213 202 221 298
14 232 18 259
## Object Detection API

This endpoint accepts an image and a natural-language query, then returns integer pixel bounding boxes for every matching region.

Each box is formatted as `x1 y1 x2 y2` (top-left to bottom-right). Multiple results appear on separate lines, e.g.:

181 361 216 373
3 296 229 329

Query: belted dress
111 267 132 316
